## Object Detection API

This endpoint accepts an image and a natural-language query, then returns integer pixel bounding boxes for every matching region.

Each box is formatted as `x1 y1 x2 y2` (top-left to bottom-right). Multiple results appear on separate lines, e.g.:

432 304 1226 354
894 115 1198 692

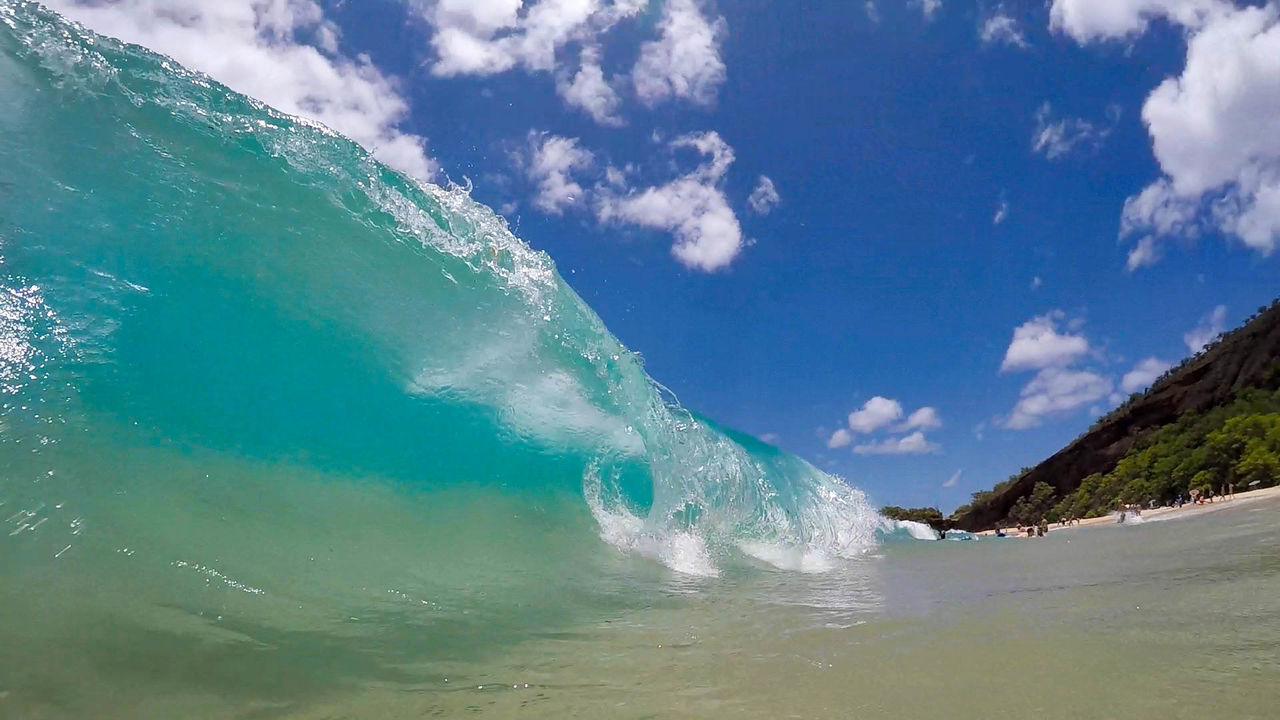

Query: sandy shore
979 483 1280 537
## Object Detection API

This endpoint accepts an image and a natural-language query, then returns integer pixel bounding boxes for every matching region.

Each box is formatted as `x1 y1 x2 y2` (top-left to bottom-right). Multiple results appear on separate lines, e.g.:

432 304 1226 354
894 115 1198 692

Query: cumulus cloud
525 132 594 214
1121 357 1171 393
1004 367 1114 429
425 0 631 77
48 0 436 180
421 0 729 120
828 397 942 454
1000 311 1091 372
1032 102 1117 160
748 175 780 215
901 406 943 430
847 396 905 434
596 131 743 271
1125 234 1164 271
912 0 943 21
1048 0 1224 43
853 431 940 456
999 312 1112 429
981 9 1030 47
943 469 962 488
557 46 623 126
1051 0 1280 265
632 0 727 108
828 428 853 449
1184 304 1227 353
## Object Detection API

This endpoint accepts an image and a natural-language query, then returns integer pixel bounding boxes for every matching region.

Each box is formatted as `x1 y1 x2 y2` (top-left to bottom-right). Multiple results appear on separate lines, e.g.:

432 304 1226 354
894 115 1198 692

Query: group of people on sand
994 520 1050 538
989 482 1252 538
1182 483 1235 506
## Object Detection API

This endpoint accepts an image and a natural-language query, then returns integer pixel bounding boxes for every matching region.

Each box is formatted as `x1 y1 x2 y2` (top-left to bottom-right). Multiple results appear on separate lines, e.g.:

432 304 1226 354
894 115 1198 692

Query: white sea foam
890 519 941 541
585 476 720 576
584 455 883 576
737 541 838 573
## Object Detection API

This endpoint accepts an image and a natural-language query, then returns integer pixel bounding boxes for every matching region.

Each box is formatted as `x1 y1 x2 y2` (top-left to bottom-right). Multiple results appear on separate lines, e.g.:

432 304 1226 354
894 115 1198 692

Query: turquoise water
0 3 904 714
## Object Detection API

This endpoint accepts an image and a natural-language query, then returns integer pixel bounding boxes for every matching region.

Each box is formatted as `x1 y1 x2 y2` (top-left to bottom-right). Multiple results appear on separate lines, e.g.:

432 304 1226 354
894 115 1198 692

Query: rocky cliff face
952 301 1280 532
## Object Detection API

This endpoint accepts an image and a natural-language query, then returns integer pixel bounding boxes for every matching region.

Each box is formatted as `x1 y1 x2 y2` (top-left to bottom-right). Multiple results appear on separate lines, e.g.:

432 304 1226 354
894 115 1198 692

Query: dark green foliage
881 505 946 530
1008 482 1055 525
954 298 1280 530
1048 389 1280 520
957 387 1280 527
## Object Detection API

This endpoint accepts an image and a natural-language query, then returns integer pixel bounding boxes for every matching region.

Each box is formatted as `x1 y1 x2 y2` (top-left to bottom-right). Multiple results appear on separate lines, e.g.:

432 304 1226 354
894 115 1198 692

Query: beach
981 483 1280 536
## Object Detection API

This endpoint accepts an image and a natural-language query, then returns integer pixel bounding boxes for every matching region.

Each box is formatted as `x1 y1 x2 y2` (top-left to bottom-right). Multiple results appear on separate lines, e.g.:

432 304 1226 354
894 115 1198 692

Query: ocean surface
2 4 1278 718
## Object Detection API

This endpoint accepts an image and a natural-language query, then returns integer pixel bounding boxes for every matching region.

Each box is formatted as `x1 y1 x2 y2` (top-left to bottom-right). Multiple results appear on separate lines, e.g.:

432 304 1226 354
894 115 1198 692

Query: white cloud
1121 357 1171 393
981 9 1029 48
865 1 881 23
748 175 781 215
49 0 436 180
901 406 943 430
557 46 623 126
525 132 594 214
1004 367 1113 429
994 200 1009 224
632 0 727 108
1031 275 1043 289
1032 102 1116 160
1052 0 1280 264
912 0 943 22
853 431 940 455
1000 311 1091 372
1048 0 1224 43
426 0 628 77
829 398 942 454
1125 234 1163 271
847 396 905 434
828 428 853 449
421 0 730 121
1184 304 1227 352
943 469 962 488
596 131 743 271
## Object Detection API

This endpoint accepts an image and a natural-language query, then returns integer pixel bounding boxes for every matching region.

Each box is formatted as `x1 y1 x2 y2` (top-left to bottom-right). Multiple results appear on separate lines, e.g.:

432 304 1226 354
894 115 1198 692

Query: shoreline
976 483 1280 537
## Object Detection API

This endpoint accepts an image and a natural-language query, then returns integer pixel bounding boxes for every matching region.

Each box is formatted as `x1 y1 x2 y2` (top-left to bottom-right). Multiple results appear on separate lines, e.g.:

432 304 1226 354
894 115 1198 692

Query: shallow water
5 496 1278 719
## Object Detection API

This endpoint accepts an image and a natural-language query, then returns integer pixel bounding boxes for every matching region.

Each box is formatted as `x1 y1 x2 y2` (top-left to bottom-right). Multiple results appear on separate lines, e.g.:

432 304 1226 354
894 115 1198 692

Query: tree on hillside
1009 481 1055 525
1236 444 1279 488
881 506 946 530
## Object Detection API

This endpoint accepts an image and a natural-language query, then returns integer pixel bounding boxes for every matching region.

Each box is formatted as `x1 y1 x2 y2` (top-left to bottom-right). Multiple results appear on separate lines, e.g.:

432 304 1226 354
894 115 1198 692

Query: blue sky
50 0 1280 511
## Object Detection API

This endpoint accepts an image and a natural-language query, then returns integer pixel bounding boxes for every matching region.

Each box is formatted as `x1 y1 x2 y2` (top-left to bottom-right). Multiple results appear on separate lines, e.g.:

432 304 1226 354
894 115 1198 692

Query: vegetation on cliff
1049 389 1280 521
951 297 1280 531
957 388 1280 528
881 505 946 530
